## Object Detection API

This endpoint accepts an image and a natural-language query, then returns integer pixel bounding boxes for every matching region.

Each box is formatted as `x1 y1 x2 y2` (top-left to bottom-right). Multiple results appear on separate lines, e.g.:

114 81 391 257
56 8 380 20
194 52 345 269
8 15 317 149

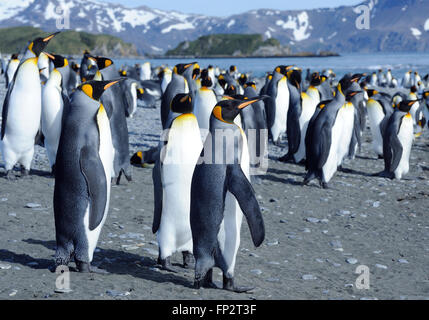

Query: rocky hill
0 0 427 55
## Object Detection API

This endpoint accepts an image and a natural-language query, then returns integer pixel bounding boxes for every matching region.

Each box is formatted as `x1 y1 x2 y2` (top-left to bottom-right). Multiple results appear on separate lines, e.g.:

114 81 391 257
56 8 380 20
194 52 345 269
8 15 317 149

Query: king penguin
152 93 203 272
190 97 265 292
194 76 218 140
378 100 418 180
41 53 70 174
160 62 199 129
1 33 58 179
265 65 292 145
304 75 362 188
5 54 20 89
53 79 122 273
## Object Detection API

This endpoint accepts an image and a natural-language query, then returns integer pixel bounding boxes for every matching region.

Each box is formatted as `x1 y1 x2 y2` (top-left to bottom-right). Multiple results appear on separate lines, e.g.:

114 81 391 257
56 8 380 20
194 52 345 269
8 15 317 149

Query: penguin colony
0 33 428 293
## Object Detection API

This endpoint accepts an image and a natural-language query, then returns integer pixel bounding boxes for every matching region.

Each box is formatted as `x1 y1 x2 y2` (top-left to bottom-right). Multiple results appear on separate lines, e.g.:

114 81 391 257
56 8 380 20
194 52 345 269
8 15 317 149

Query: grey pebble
306 217 320 223
302 274 317 280
373 201 381 208
330 240 342 248
266 278 280 282
106 290 130 297
398 259 409 264
25 203 41 208
346 258 358 265
142 248 158 256
267 240 279 246
375 264 388 269
250 269 262 275
0 263 12 270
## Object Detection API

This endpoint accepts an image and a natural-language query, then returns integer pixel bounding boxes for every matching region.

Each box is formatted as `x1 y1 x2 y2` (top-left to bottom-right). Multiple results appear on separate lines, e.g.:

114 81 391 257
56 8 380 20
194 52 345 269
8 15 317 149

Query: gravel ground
0 74 429 300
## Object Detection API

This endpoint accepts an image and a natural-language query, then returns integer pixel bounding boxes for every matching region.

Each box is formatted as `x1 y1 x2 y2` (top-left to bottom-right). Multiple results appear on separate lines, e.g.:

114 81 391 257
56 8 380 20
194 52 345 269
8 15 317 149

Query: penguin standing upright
194 77 217 140
1 34 58 179
160 63 198 129
91 56 133 184
5 54 20 89
53 79 122 273
243 82 269 174
41 54 70 173
190 98 265 292
378 100 418 180
152 93 203 272
160 67 172 94
38 52 50 82
265 65 292 144
139 62 152 81
407 86 420 125
279 68 302 162
366 89 394 158
423 91 429 129
304 75 362 188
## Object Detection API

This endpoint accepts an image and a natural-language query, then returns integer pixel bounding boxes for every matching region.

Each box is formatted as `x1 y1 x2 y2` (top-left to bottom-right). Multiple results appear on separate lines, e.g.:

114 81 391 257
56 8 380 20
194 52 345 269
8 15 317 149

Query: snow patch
276 11 311 41
161 22 195 34
411 27 422 39
424 19 429 31
0 0 34 21
227 19 235 28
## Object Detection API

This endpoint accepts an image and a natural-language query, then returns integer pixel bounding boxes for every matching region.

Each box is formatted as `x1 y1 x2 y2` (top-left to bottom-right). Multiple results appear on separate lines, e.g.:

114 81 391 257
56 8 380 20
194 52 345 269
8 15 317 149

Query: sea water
117 52 429 80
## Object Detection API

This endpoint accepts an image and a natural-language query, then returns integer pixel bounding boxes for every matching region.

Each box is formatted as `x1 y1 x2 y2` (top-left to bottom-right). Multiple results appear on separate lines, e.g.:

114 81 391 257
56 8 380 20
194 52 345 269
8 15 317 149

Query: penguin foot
182 251 195 269
223 276 254 293
5 170 17 181
21 167 30 178
320 182 330 189
375 171 394 179
194 269 218 289
159 257 179 273
75 261 109 274
278 154 293 163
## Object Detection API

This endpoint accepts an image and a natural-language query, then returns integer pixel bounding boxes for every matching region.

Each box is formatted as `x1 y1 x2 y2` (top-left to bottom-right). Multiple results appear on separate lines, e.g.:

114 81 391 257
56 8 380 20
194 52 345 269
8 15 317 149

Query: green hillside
0 26 137 56
165 34 282 57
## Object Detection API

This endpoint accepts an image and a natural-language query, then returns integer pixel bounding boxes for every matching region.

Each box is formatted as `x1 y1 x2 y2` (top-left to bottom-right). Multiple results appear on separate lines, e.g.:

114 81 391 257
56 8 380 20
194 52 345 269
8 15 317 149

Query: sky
104 0 363 17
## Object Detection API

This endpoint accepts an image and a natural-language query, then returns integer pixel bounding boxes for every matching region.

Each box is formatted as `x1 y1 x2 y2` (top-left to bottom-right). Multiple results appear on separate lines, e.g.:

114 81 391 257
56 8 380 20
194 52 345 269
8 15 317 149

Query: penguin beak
43 52 55 60
238 97 264 109
103 79 124 90
43 32 60 42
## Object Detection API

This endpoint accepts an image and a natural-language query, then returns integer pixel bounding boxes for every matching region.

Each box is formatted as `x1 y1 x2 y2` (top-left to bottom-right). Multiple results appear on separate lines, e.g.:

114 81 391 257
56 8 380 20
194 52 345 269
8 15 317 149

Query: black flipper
34 128 45 147
151 152 163 234
1 73 15 140
79 146 108 231
226 164 265 247
389 127 404 173
317 121 332 169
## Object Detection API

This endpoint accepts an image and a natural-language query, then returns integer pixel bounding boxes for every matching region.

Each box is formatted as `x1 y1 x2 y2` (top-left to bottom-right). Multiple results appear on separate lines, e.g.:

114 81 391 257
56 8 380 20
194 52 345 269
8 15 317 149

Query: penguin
402 70 412 89
407 86 420 125
279 68 302 162
194 77 217 140
1 34 57 179
139 62 152 81
21 32 59 61
5 54 20 89
265 65 292 144
378 100 418 180
318 75 334 101
53 79 122 273
119 78 141 118
67 62 81 92
160 67 172 94
366 89 394 158
152 93 203 272
370 72 378 86
190 97 265 292
243 82 269 174
304 75 362 188
79 50 97 82
423 91 429 129
280 72 321 164
38 52 50 82
160 62 198 129
41 53 70 173
348 81 366 160
90 55 133 185
386 69 393 87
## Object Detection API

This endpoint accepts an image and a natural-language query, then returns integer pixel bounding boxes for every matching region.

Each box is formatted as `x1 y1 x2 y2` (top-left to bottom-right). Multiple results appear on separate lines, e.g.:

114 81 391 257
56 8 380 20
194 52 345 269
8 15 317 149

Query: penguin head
310 72 321 86
229 65 237 73
201 77 213 88
338 74 365 95
345 91 362 102
137 87 145 99
274 65 293 76
200 68 209 79
120 70 128 77
79 79 124 101
90 56 114 70
243 82 257 91
224 84 238 96
366 89 379 98
410 86 418 93
11 53 19 60
71 62 80 73
192 64 201 80
398 100 419 113
212 97 266 124
45 53 68 69
170 93 193 114
173 62 196 75
287 69 302 90
28 32 59 57
238 74 248 86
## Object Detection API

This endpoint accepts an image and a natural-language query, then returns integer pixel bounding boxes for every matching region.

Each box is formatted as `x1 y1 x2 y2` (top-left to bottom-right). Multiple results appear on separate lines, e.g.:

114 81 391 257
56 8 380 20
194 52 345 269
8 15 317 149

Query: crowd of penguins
1 32 428 293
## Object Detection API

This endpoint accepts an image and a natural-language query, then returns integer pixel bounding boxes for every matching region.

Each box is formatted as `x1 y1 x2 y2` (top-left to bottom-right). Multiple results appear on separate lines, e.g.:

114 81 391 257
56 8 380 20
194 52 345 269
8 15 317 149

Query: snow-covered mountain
0 0 428 55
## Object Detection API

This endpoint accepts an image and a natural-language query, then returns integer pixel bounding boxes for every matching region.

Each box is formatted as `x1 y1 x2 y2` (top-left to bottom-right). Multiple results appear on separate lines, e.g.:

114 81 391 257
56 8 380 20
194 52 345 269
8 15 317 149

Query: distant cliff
0 26 138 57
